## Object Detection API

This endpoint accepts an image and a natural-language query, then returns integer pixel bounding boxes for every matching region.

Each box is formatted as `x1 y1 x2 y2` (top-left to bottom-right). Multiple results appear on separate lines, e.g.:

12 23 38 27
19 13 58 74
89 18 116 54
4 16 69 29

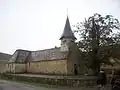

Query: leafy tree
74 13 120 75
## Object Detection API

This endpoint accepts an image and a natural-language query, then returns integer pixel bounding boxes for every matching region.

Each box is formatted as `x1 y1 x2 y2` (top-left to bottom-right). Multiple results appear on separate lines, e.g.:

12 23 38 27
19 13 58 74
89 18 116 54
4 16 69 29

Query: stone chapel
7 16 84 75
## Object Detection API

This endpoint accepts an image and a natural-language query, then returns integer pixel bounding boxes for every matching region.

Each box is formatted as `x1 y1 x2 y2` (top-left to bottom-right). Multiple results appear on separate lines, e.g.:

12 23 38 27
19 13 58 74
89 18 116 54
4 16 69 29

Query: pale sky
0 0 120 54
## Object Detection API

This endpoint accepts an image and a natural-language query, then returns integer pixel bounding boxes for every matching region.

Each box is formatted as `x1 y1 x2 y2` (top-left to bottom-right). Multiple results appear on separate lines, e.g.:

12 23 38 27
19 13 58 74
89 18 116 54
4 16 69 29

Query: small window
63 40 66 44
71 40 74 42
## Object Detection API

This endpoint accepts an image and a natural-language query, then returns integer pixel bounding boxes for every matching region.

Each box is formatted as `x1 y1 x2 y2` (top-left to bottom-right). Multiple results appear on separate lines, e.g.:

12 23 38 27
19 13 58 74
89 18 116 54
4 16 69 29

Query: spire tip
67 8 69 17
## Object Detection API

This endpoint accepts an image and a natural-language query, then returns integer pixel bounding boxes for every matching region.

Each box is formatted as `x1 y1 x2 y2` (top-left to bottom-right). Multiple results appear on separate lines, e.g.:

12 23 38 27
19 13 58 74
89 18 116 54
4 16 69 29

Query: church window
71 40 74 42
63 40 66 44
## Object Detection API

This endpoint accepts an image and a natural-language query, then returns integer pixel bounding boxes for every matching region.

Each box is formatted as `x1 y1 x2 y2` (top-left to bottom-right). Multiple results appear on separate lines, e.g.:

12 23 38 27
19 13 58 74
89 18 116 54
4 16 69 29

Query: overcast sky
0 0 120 54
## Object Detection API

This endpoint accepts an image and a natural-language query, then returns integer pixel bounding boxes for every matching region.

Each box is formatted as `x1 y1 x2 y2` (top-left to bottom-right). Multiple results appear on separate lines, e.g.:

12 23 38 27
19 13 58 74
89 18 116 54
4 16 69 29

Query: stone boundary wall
0 74 99 87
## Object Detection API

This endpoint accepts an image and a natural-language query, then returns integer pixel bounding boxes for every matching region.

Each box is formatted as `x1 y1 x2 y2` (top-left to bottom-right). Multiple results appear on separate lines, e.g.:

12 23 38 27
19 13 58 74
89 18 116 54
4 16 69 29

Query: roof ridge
16 49 31 52
33 47 60 52
0 52 12 55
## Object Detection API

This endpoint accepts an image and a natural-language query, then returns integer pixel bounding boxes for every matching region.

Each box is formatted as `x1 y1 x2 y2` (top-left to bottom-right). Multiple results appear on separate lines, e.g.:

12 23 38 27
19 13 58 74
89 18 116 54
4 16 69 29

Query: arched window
63 40 66 44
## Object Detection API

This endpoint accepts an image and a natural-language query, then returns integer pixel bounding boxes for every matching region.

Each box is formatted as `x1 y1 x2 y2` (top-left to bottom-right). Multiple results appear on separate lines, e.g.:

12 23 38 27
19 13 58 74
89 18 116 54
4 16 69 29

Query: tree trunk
91 52 100 75
91 18 100 76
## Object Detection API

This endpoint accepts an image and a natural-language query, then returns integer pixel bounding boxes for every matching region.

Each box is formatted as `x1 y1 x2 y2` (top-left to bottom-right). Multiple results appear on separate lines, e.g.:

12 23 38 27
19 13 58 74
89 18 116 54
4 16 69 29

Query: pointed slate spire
60 16 76 40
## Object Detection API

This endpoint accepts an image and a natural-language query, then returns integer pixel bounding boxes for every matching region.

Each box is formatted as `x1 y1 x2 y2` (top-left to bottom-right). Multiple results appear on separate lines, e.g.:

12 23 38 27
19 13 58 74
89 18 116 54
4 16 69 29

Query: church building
7 16 84 75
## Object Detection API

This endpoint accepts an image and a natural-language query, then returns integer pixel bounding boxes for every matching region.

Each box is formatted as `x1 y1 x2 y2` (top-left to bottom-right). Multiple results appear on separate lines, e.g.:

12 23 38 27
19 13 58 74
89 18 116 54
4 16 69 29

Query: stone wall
14 64 26 73
6 63 26 73
0 63 8 73
6 63 15 73
27 60 67 75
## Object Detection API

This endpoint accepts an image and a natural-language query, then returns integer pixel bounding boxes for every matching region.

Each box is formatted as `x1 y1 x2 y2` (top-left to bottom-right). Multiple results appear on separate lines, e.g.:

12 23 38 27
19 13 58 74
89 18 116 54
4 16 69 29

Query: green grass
0 74 69 88
0 73 98 88
0 77 63 88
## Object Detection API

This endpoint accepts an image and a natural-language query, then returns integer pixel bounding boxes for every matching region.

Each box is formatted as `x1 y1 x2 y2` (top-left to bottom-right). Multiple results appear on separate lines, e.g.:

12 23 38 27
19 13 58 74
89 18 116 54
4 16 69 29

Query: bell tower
60 16 76 52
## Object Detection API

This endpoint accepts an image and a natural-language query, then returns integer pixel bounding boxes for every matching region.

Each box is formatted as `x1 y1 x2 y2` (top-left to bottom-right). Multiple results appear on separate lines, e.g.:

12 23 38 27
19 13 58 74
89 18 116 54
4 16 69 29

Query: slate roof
8 50 31 63
31 47 68 61
60 16 76 40
8 47 68 63
0 52 11 61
